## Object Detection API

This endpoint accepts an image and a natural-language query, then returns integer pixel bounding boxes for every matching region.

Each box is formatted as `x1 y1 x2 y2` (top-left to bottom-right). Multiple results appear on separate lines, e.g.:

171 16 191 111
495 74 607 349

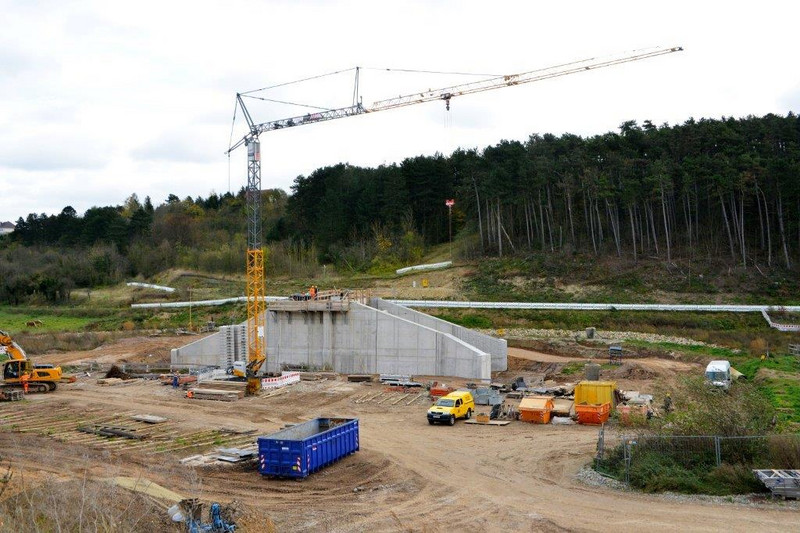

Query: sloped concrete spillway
171 298 506 381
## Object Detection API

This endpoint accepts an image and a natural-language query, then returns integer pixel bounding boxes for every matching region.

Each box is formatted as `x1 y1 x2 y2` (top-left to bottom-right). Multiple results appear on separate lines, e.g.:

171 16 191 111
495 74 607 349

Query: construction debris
473 387 502 406
109 476 184 503
551 398 575 417
215 447 257 463
96 377 124 386
753 470 800 499
379 374 423 388
464 419 510 426
0 390 23 401
105 365 131 380
429 382 454 398
159 374 197 386
78 425 145 440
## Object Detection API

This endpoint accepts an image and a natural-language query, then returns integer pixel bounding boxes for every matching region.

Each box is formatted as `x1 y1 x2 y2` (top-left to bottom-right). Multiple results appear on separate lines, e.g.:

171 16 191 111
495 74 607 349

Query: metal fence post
714 436 721 467
624 440 631 485
597 426 605 461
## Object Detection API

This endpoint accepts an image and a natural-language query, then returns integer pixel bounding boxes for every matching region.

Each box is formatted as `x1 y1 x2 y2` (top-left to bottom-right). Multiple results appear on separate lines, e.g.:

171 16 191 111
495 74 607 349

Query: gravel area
574 466 627 491
487 327 731 348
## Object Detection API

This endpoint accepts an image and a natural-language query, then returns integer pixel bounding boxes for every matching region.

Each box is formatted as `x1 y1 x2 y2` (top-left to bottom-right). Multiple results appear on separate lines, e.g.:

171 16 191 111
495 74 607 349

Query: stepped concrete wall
171 299 492 381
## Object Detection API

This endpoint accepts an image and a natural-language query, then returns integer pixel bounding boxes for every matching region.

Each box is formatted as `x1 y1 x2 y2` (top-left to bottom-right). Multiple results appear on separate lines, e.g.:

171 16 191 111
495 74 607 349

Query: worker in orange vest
20 372 29 394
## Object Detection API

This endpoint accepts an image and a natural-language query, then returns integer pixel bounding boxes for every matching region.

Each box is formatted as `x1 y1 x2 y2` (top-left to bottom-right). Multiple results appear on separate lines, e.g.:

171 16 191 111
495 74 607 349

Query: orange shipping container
519 396 555 424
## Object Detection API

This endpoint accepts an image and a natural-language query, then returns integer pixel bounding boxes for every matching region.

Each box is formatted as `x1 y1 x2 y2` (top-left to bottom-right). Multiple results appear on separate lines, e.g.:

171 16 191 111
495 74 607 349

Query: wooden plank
391 394 410 405
464 420 510 426
195 380 246 391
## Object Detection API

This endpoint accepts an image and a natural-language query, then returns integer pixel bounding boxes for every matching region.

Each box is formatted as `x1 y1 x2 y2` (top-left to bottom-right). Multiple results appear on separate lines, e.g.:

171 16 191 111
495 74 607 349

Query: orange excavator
1 330 65 393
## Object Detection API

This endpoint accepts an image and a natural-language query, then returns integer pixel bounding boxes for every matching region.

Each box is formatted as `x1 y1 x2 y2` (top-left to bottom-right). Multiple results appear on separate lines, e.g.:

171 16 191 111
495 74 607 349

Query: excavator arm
1 330 66 392
0 330 27 361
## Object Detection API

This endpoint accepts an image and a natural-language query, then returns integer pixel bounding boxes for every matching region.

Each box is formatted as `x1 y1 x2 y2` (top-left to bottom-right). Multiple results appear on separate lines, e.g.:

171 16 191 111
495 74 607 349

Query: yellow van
427 390 475 425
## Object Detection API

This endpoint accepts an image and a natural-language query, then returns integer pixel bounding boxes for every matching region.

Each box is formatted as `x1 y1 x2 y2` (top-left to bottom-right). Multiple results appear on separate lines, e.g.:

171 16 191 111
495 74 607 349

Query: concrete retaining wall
171 301 492 381
266 302 490 380
370 298 507 371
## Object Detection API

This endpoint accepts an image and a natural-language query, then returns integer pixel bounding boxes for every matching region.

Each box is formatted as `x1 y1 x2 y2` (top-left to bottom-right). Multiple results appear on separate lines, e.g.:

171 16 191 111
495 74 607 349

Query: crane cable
240 67 357 95
240 94 333 112
362 67 501 77
228 100 238 193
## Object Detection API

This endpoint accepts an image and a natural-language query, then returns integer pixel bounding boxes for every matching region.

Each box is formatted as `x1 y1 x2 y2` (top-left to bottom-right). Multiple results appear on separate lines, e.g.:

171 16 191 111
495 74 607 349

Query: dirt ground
1 338 797 532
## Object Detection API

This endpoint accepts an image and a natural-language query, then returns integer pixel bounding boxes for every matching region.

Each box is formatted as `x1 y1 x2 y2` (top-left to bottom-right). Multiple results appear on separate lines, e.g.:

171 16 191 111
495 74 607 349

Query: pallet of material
347 374 374 382
188 388 243 401
194 380 247 391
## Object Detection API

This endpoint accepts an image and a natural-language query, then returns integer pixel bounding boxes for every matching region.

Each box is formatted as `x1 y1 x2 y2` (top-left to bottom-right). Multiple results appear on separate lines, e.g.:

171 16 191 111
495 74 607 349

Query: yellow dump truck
427 390 475 425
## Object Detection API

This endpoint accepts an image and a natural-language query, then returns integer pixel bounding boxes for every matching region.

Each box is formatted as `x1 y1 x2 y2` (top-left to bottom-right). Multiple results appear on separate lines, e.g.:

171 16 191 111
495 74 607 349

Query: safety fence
595 428 800 484
261 371 301 389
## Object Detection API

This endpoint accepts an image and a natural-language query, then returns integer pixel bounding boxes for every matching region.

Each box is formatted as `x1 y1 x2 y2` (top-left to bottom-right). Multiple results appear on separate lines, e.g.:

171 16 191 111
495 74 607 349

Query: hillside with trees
1 113 798 305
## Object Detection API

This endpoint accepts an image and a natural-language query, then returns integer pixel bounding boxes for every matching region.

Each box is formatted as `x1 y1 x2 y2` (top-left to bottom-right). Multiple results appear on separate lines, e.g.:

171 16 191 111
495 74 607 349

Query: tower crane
227 46 683 393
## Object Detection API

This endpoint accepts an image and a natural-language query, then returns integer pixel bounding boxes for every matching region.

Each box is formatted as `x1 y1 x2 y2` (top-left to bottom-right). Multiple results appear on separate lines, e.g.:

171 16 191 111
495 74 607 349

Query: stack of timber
190 380 246 401
188 388 243 401
347 374 373 383
195 380 247 392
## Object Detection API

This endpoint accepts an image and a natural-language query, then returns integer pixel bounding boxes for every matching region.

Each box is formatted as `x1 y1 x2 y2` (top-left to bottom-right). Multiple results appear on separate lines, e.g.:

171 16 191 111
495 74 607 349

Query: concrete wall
170 325 245 368
171 301 491 381
266 302 491 381
370 298 507 371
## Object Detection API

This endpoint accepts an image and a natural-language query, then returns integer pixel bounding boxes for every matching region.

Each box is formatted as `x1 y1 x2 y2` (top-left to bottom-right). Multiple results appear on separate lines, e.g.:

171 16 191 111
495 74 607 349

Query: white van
704 360 732 390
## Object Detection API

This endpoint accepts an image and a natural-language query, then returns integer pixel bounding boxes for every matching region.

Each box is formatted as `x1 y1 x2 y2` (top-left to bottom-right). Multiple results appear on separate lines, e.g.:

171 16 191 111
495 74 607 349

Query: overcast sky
1 0 798 223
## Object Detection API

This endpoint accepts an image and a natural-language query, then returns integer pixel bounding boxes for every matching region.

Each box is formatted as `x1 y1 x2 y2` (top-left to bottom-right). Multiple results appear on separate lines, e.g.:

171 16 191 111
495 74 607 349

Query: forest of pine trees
1 113 798 305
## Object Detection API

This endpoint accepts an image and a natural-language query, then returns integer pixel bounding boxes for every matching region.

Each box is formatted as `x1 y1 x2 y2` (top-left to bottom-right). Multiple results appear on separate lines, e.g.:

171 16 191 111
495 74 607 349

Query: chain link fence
595 427 800 487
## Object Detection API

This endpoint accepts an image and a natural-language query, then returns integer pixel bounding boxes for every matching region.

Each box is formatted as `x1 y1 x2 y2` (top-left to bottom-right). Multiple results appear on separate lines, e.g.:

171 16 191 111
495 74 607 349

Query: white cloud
1 0 799 222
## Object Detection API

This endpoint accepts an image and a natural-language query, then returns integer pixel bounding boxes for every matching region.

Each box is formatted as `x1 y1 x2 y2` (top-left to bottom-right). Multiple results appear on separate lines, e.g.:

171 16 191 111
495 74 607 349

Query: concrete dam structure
171 298 506 381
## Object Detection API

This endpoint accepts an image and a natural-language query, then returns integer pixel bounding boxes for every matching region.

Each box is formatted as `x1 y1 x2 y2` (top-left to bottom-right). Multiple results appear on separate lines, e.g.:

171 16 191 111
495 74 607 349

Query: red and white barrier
261 372 301 389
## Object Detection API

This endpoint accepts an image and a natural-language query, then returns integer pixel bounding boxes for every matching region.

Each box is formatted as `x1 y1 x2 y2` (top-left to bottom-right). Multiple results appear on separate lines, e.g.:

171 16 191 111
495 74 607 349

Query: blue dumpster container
258 417 359 478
